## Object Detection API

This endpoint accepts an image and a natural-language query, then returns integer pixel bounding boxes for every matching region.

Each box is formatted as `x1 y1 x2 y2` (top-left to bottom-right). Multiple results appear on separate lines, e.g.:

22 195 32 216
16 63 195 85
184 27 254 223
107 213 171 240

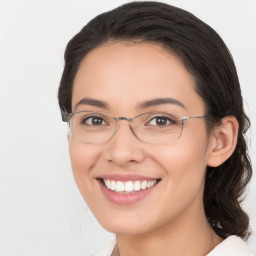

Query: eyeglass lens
69 111 183 143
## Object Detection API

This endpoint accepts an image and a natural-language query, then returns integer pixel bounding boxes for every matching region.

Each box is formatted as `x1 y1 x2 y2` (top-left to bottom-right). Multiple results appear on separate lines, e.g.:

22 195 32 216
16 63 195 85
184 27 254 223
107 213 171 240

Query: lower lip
98 180 158 205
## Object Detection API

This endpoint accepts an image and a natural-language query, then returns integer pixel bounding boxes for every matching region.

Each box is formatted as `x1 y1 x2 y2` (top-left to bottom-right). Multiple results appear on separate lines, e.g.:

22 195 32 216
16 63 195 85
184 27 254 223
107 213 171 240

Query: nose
104 120 147 166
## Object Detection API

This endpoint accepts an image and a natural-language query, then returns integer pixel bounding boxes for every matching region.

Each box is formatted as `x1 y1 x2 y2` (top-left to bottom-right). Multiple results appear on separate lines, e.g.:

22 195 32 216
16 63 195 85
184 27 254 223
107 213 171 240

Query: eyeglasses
63 111 206 144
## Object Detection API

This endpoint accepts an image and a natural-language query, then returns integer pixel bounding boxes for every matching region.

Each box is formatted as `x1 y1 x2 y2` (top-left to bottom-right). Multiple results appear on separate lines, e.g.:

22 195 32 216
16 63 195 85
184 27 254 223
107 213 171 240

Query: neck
114 206 223 256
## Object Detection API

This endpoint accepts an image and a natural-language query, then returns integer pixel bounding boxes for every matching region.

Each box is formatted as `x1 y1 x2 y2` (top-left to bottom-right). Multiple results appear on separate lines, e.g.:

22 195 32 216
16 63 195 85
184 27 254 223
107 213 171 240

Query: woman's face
69 42 214 235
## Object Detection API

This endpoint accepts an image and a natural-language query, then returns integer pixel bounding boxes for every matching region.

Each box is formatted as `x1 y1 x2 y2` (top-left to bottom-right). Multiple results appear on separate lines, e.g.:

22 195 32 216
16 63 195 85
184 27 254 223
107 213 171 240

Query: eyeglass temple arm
182 115 207 122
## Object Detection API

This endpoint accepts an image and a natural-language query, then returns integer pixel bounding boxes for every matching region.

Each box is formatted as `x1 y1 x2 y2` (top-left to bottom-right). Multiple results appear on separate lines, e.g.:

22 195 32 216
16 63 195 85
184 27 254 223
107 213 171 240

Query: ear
207 116 239 167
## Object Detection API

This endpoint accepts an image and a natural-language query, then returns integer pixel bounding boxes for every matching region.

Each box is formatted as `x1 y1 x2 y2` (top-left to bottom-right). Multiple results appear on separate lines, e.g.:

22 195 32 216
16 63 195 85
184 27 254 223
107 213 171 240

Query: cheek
151 132 209 211
162 139 208 178
162 144 207 195
68 138 100 197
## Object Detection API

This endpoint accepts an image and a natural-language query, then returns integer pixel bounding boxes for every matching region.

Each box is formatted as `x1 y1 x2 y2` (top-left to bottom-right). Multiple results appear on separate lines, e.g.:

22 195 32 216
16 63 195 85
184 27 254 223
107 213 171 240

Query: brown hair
58 1 252 239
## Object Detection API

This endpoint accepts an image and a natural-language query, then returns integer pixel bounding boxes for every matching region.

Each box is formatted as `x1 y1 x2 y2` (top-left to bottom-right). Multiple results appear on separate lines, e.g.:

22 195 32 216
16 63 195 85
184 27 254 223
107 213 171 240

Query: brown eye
83 116 106 126
147 116 174 126
155 117 168 125
91 117 104 125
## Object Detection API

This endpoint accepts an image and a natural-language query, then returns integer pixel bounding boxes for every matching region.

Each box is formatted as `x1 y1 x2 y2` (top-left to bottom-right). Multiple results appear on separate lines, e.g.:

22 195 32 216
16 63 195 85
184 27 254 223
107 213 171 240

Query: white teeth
103 179 158 193
141 180 147 190
105 180 111 189
110 180 116 191
116 181 125 192
125 181 133 192
134 181 141 191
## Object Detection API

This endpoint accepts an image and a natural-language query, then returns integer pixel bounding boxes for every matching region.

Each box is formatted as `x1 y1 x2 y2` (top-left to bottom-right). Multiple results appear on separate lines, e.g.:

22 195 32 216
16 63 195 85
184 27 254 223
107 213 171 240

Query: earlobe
207 116 239 167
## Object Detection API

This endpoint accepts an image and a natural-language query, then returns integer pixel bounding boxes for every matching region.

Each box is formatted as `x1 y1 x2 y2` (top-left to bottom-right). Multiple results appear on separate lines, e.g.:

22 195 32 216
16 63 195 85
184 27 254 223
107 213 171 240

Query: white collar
206 235 254 256
91 235 254 256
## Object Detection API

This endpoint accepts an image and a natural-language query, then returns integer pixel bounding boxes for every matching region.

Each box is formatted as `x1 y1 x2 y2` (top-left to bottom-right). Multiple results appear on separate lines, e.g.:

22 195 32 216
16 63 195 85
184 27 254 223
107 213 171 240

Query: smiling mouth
98 178 161 194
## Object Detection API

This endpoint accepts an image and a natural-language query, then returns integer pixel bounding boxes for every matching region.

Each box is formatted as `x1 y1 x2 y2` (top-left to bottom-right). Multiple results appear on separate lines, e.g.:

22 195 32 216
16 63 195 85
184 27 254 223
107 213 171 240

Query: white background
0 0 255 255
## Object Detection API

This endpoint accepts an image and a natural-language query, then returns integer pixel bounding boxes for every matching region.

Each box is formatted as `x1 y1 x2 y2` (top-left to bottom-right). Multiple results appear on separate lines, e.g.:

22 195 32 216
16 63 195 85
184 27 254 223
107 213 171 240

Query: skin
69 42 238 256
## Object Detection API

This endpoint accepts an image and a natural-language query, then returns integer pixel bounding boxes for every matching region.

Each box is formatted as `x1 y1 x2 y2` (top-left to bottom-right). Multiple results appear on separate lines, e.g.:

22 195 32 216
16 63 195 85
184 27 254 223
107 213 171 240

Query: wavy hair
58 1 252 239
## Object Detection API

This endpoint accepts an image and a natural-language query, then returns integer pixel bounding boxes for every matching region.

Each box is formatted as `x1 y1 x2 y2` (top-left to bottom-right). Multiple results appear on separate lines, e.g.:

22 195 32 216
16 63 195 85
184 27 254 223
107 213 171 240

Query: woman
58 2 253 255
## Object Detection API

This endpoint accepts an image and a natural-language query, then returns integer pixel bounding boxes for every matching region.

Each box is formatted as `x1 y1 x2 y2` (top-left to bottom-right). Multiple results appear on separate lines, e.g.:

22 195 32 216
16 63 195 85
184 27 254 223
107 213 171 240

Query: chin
103 222 151 236
94 210 163 236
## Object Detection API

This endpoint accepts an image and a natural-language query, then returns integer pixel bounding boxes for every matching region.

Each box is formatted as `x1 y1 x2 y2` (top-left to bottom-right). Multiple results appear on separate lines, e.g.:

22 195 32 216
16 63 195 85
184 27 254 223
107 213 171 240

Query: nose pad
104 120 146 166
110 117 135 140
118 117 132 121
111 119 138 144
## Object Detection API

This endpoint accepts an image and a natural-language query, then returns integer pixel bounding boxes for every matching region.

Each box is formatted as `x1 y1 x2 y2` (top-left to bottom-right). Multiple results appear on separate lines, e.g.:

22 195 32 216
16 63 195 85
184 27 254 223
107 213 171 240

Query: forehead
72 42 205 114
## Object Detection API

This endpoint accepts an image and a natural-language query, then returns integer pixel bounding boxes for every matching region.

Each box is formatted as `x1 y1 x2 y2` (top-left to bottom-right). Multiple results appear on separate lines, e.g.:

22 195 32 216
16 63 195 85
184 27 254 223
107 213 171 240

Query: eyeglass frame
62 110 207 144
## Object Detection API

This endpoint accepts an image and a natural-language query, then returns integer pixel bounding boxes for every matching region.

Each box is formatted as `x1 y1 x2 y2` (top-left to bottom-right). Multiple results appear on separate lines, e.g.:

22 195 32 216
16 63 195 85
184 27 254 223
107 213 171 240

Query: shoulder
90 240 116 256
207 235 254 256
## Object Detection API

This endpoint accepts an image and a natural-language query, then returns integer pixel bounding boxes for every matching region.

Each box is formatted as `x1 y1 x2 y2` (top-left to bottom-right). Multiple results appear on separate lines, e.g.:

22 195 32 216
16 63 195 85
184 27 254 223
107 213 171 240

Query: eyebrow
74 97 109 111
74 97 186 112
137 97 186 110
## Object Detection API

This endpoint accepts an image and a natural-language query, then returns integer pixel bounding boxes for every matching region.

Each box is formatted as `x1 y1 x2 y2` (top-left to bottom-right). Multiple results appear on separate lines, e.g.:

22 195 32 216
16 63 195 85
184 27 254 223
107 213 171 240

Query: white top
90 235 254 256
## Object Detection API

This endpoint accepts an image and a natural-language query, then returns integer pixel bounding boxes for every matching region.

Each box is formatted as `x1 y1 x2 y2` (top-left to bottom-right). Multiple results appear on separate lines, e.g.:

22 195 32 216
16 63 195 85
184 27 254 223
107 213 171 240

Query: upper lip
98 173 160 182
